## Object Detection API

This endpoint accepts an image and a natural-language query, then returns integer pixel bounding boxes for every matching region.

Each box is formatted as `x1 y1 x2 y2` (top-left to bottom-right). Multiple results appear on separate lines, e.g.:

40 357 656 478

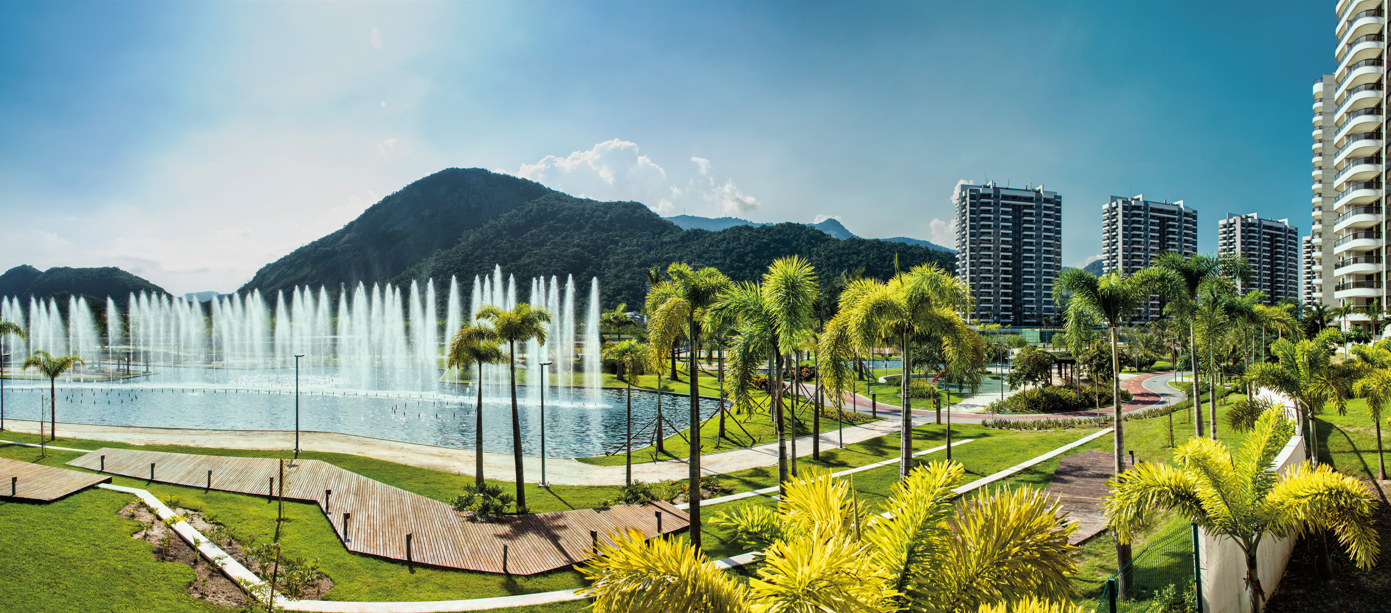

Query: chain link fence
1085 522 1200 613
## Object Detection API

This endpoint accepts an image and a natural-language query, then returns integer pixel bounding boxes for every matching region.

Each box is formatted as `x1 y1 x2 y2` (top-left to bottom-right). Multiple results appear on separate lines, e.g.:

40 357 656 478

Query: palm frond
580 529 750 613
1265 462 1381 569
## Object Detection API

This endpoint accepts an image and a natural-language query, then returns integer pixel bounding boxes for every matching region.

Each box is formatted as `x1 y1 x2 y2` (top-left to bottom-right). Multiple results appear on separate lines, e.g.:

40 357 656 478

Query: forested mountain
397 196 956 307
241 167 956 307
665 213 953 252
1084 260 1104 276
0 265 168 306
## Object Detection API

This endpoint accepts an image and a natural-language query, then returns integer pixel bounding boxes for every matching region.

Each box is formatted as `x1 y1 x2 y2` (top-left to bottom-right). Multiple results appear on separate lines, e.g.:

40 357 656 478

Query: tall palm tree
712 257 819 493
0 320 25 433
603 339 648 487
645 262 731 548
1192 280 1258 439
21 349 83 442
600 303 633 343
1052 266 1176 594
823 263 979 478
1153 251 1251 437
1105 411 1380 613
1244 329 1345 470
446 324 505 488
1363 299 1390 340
1351 342 1391 480
582 462 1080 613
475 303 551 513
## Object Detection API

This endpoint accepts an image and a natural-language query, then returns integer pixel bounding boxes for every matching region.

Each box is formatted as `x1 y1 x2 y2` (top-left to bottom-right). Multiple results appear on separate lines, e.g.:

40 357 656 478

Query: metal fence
1086 522 1200 613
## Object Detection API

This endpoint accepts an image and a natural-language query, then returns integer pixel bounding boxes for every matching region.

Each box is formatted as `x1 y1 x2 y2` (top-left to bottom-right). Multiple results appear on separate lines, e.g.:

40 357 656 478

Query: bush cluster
907 379 938 399
450 483 516 521
987 383 1133 414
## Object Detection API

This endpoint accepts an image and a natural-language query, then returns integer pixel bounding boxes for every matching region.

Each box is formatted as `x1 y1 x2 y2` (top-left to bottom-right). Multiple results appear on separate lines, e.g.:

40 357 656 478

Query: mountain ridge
664 214 955 253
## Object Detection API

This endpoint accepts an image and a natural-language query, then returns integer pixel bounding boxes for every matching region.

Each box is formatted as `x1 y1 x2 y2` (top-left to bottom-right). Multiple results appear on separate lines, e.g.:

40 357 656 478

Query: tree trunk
670 345 679 381
775 351 789 493
1209 343 1218 440
508 340 527 513
790 351 798 478
813 348 821 461
1191 323 1204 437
475 361 485 488
900 333 913 478
50 377 56 442
1110 325 1134 597
656 385 664 455
717 348 727 442
687 316 703 550
1246 549 1266 613
1377 419 1386 481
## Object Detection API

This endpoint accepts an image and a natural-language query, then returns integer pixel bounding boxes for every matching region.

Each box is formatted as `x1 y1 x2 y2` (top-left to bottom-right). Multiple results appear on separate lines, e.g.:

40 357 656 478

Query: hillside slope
0 265 168 305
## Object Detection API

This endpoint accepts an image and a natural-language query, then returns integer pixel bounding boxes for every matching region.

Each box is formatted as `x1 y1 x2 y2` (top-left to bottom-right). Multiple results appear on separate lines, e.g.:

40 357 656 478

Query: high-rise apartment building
1100 195 1198 319
1303 234 1316 304
953 181 1062 326
1217 213 1301 304
1308 1 1386 335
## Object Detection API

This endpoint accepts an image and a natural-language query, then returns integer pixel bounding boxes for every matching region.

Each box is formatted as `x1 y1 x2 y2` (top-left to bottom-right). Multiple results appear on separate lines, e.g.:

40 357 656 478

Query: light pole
538 360 553 488
294 354 304 456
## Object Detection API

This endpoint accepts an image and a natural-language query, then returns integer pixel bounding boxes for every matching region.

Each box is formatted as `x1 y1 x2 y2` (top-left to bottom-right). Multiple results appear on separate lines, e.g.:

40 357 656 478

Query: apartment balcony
1335 81 1384 121
1333 181 1382 209
1334 280 1384 299
1314 166 1326 181
1334 132 1382 166
1339 1 1382 36
1315 112 1325 128
1336 32 1385 73
1314 205 1324 220
1335 56 1386 99
1314 139 1325 155
1334 230 1382 255
1335 254 1383 274
1334 106 1382 142
1334 153 1382 188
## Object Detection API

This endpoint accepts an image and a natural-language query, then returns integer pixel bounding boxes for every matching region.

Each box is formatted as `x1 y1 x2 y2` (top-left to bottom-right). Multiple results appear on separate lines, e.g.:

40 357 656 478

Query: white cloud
813 214 841 224
375 138 398 155
929 218 956 246
514 140 759 216
371 27 382 50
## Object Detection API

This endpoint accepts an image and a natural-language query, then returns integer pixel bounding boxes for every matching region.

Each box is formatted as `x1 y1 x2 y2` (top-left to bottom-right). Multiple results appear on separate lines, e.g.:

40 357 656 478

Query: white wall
1198 435 1305 613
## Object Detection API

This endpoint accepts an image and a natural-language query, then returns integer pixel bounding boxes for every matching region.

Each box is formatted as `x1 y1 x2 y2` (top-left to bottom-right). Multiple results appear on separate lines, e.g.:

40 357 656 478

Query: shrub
599 480 684 507
908 379 938 399
450 483 515 520
990 384 1133 414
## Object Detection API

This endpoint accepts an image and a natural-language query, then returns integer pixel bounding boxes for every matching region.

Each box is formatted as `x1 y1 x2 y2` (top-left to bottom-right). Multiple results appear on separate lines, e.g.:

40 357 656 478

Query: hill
1084 260 1104 276
398 195 957 307
243 168 956 306
239 168 554 294
0 265 43 298
0 265 168 306
665 214 954 252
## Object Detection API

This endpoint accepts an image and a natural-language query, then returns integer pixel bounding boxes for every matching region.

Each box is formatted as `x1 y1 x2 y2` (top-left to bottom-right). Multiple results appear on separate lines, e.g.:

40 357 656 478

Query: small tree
603 339 648 486
22 350 83 441
447 324 505 488
1007 346 1055 390
475 303 551 513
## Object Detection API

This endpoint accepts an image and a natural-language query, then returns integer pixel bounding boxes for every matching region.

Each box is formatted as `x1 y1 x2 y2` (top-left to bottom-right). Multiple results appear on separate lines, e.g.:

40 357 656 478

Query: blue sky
0 0 1333 294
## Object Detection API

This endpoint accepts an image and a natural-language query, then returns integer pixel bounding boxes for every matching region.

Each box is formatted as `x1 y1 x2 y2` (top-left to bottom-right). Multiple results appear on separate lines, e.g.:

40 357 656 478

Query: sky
0 0 1335 295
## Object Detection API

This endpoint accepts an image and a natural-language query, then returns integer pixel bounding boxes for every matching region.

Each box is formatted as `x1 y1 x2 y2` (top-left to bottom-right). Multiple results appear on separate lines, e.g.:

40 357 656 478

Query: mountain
0 265 168 306
664 214 955 253
184 291 227 303
240 168 956 308
0 265 43 298
1083 260 1104 276
240 168 554 294
397 196 957 308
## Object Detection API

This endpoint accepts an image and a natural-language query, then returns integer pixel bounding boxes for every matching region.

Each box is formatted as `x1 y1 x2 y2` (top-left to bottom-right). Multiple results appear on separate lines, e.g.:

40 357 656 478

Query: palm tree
823 263 979 478
475 303 552 513
712 257 819 493
601 303 634 342
645 262 732 549
1301 302 1335 337
1105 411 1380 613
603 339 648 487
1244 329 1345 470
446 324 505 488
1052 266 1176 593
0 320 25 433
1351 342 1391 480
1363 299 1390 340
582 462 1080 612
21 350 84 442
1152 251 1250 437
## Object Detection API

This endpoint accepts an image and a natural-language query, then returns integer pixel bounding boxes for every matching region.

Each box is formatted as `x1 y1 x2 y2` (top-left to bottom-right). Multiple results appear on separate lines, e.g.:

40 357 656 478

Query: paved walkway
69 447 688 575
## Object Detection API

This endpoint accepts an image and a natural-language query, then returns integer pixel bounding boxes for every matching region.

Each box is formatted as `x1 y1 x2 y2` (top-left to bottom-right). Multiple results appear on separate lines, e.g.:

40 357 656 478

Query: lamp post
294 354 304 456
538 360 553 488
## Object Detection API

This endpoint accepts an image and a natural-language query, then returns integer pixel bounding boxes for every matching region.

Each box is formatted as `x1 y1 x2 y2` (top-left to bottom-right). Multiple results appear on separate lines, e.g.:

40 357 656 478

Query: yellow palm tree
582 462 1079 613
475 303 551 513
22 349 83 442
1350 351 1391 480
1104 411 1380 613
446 324 505 488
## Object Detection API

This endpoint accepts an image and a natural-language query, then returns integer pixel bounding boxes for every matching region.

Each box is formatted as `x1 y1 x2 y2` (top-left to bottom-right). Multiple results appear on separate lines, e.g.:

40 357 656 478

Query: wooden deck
1047 450 1131 545
67 448 688 575
0 457 111 501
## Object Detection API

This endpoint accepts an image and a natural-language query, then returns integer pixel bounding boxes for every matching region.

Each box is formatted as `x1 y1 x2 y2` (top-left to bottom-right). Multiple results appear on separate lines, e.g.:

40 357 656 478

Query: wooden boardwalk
1047 450 1131 545
0 457 111 501
67 448 688 575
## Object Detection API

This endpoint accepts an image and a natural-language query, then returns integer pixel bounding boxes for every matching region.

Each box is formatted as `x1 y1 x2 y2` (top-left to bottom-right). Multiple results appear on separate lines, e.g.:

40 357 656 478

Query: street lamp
294 354 305 456
538 360 553 488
